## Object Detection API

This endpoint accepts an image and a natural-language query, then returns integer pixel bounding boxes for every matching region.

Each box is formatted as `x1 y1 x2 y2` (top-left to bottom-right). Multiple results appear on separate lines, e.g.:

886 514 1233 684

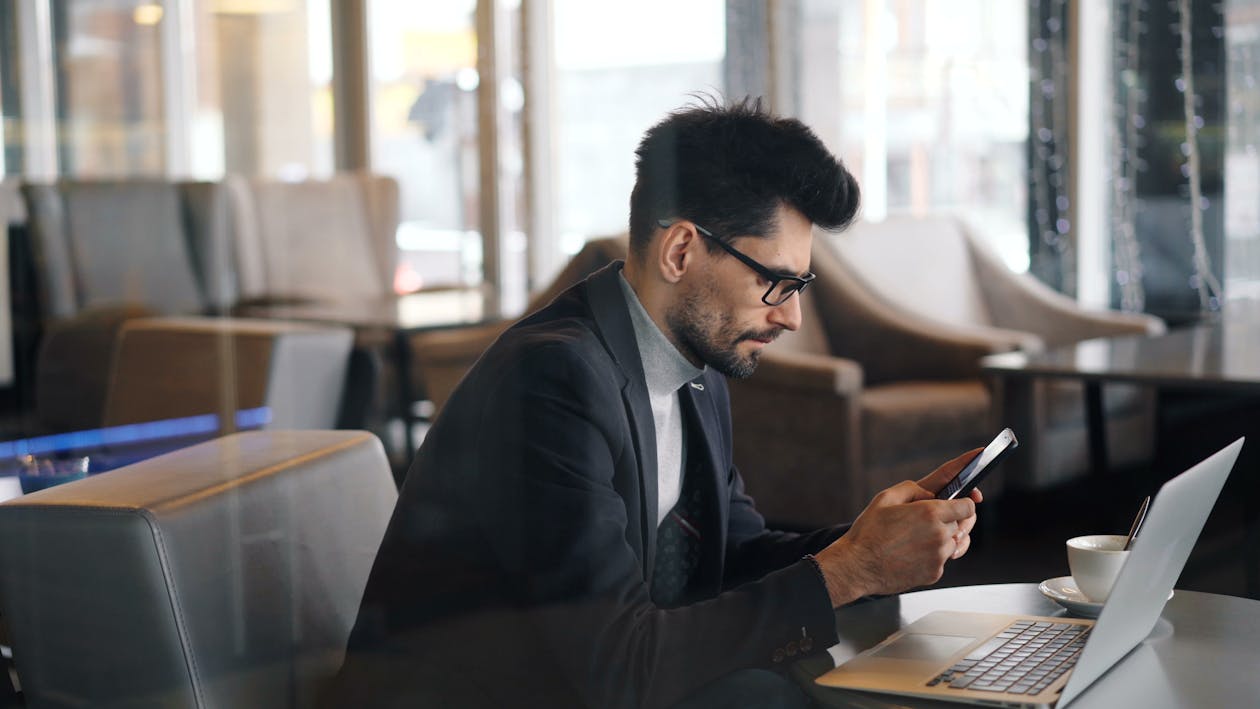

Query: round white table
795 583 1260 708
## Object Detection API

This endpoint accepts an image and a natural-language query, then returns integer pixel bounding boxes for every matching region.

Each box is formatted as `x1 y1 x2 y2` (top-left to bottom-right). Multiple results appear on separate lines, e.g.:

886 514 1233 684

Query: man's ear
657 223 697 284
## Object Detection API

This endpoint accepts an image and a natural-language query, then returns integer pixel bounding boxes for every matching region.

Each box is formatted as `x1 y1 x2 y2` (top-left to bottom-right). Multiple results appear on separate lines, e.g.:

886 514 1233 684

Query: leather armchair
823 216 1165 493
21 180 237 432
728 238 1030 527
0 430 397 709
224 173 400 305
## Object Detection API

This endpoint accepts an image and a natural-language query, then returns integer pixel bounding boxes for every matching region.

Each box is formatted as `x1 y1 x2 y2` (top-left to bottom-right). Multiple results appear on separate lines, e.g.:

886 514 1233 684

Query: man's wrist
802 554 827 590
813 539 876 608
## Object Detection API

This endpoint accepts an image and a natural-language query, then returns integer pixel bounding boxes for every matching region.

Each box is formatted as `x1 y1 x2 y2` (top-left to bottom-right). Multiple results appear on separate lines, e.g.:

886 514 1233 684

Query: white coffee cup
1066 534 1130 603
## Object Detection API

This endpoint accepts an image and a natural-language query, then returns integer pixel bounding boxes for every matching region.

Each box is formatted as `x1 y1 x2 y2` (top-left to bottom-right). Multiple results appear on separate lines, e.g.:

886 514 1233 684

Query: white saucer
1038 576 1173 618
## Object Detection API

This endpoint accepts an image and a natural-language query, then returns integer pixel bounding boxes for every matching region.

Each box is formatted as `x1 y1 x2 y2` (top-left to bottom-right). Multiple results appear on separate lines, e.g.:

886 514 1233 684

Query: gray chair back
0 430 397 709
20 180 236 319
826 214 993 328
20 183 79 320
226 174 400 303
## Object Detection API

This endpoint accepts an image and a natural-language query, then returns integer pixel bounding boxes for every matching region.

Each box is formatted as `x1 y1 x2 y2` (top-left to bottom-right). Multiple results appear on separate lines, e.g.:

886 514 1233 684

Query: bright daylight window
368 0 482 293
797 0 1029 272
53 0 166 177
196 0 335 179
551 0 726 259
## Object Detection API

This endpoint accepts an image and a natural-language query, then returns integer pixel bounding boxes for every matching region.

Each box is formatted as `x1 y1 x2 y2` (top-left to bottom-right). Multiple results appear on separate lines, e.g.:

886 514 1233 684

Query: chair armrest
231 295 321 311
728 361 864 528
749 350 864 395
408 322 510 415
35 304 154 432
103 317 354 431
968 233 1166 346
408 321 507 365
828 293 1041 382
809 244 1041 383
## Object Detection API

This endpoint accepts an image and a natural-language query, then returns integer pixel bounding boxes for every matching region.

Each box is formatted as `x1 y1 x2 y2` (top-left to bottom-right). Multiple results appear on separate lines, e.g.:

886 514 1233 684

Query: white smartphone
936 428 1019 500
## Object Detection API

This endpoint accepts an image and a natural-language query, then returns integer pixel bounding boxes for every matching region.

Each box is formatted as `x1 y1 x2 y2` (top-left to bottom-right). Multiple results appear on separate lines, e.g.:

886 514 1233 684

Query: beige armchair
224 173 400 305
824 215 1165 492
727 238 1032 527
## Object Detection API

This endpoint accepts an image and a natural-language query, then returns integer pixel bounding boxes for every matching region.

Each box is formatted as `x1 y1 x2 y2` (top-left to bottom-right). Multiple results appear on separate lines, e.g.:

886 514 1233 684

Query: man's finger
953 534 971 559
918 448 983 493
958 512 977 536
929 497 976 523
875 480 936 506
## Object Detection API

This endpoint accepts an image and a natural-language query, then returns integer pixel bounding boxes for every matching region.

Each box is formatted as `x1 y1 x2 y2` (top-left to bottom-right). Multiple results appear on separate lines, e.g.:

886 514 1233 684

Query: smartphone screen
936 428 1019 500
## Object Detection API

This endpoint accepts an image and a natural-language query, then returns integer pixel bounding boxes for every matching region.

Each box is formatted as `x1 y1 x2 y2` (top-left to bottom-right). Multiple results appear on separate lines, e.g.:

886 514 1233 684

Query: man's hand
813 449 984 607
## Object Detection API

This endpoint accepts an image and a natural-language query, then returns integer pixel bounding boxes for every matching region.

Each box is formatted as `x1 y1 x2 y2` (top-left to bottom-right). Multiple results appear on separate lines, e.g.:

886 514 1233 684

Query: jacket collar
583 262 728 581
585 262 660 566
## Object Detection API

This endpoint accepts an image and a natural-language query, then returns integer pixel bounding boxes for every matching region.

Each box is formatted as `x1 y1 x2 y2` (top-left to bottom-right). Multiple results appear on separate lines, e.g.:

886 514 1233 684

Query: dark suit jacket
330 263 848 708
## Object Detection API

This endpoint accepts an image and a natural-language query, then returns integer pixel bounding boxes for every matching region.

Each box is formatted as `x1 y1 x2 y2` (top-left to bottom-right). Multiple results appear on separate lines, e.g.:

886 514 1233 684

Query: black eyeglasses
657 219 815 306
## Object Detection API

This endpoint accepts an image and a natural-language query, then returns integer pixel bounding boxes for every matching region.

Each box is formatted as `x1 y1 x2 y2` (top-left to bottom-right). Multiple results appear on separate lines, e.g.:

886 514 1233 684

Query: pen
1123 495 1151 551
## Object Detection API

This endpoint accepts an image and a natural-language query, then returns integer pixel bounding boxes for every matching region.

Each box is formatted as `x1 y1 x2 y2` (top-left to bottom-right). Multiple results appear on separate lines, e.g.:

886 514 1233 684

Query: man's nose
768 292 802 331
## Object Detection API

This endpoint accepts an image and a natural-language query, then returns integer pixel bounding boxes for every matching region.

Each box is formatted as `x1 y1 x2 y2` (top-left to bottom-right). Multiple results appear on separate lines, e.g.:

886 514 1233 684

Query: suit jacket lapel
584 262 660 574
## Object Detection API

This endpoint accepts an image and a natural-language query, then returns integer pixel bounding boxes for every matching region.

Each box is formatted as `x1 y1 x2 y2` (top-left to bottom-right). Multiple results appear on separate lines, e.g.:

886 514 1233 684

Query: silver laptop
816 437 1244 708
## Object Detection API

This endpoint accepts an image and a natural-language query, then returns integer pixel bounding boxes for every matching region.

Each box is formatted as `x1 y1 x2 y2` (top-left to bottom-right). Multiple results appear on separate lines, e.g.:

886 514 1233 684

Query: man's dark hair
628 96 860 259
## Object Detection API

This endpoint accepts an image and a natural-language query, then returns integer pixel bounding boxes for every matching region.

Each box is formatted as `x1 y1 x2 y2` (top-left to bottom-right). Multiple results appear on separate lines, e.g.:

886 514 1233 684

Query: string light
1028 0 1074 295
1177 0 1223 312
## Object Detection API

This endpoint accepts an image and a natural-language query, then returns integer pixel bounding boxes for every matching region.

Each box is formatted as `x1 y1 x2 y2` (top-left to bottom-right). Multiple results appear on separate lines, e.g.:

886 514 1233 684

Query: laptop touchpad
871 633 974 661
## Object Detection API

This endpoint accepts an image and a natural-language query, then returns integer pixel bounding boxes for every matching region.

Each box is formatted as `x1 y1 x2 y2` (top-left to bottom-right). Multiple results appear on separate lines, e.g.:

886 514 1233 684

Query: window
1226 0 1260 299
550 0 725 259
368 0 527 309
794 0 1029 271
0 3 23 177
367 0 482 294
52 0 166 177
201 0 334 178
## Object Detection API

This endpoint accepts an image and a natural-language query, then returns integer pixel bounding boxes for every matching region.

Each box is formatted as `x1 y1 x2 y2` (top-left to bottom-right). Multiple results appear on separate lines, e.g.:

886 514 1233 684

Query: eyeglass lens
766 279 806 305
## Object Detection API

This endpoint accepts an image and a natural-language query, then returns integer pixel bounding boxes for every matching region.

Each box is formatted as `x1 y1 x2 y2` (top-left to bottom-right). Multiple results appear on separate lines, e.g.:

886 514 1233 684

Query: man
328 98 982 708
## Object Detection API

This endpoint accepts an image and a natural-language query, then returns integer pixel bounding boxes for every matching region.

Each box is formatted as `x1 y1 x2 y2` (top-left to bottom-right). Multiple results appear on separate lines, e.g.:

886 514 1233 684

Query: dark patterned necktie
651 449 707 608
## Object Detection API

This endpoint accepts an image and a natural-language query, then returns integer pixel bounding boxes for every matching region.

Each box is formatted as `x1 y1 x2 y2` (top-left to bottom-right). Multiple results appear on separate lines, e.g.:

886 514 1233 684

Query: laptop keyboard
926 620 1091 695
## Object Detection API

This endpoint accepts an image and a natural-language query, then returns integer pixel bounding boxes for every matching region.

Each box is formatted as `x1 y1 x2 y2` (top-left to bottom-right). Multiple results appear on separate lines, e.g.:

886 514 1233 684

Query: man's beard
665 287 781 379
